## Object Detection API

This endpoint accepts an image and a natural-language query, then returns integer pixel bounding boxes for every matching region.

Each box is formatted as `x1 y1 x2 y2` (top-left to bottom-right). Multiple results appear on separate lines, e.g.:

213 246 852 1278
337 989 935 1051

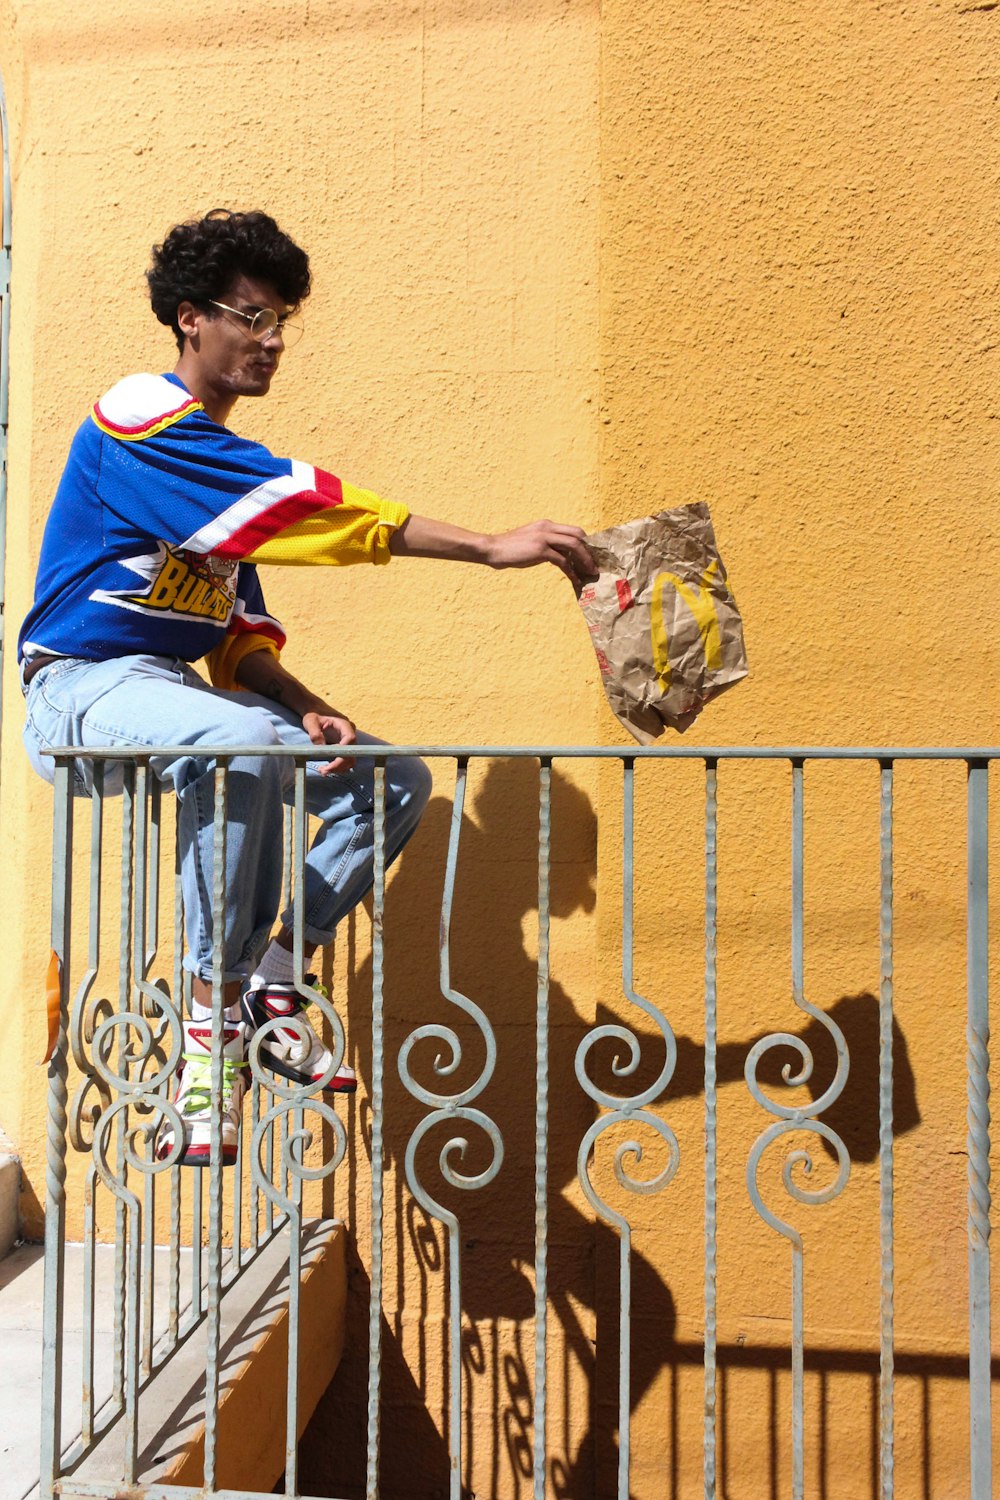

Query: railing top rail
41 742 1000 762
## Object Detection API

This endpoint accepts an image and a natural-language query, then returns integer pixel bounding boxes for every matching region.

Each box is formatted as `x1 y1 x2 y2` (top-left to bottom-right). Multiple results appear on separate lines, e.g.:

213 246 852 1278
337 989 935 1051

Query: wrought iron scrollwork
396 758 505 1499
399 759 503 1203
248 995 349 1218
576 760 680 1226
744 1007 851 1242
744 766 852 1244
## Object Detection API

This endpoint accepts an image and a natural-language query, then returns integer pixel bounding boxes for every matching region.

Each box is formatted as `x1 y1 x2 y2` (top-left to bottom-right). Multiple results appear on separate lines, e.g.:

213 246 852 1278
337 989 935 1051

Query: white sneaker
240 978 357 1094
156 1019 248 1167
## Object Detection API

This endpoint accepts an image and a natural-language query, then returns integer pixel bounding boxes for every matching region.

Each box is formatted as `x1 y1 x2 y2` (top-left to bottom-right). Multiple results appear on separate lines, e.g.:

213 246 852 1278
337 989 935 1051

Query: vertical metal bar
228 773 244 1279
790 760 805 1500
142 1142 156 1376
170 833 184 1351
133 763 149 969
283 801 295 909
618 757 635 1500
112 766 135 1409
134 766 156 1380
122 763 148 1487
285 1200 303 1495
622 757 636 994
878 762 895 1499
81 764 104 1438
265 1090 276 1239
533 758 551 1500
81 1171 97 1444
791 1247 804 1500
285 761 311 1496
966 759 991 1498
791 762 804 1007
191 1166 203 1323
704 758 719 1499
146 778 163 1348
366 761 387 1500
285 800 297 1222
267 805 293 1241
122 1201 141 1485
202 759 229 1492
283 1087 292 1210
231 1117 243 1281
619 1227 632 1500
87 763 106 974
250 1076 261 1252
449 1220 462 1500
168 1168 180 1352
147 778 161 962
39 759 73 1499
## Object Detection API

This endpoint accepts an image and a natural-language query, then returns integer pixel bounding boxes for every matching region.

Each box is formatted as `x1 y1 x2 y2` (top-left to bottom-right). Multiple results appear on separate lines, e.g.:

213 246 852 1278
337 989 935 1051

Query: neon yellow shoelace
180 1054 248 1117
291 976 328 1007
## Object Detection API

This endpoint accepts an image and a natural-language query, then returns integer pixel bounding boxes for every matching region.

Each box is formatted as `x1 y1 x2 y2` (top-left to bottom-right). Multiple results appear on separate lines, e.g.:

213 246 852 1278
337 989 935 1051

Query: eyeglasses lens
250 309 303 347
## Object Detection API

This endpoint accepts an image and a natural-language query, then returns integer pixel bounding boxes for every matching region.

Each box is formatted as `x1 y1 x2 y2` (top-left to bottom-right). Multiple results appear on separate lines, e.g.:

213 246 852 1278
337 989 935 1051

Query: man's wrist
298 697 331 721
245 659 323 719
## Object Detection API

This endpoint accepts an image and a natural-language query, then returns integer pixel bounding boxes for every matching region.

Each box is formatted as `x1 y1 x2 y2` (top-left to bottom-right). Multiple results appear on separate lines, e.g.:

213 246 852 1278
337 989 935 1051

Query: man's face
179 272 293 401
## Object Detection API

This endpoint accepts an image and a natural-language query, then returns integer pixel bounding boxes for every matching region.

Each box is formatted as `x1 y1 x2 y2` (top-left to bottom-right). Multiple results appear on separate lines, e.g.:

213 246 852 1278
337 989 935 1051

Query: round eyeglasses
208 300 304 347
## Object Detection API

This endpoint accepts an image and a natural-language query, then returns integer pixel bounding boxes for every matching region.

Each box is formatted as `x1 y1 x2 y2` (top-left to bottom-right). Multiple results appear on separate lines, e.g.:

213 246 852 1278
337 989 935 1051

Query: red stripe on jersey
213 486 343 559
228 616 285 646
313 468 343 503
92 397 201 436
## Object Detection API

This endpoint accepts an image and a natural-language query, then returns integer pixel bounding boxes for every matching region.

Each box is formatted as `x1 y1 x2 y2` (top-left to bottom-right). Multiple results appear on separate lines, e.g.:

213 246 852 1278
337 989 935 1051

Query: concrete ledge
59 1217 346 1496
0 1128 20 1259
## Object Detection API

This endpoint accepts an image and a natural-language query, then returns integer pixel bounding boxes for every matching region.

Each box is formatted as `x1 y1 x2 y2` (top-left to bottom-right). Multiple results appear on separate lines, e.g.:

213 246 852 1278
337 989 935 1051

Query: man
20 209 597 1165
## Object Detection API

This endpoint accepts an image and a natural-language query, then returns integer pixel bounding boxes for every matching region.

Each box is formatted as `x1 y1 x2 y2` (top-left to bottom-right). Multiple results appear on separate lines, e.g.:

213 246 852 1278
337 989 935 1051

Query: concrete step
1 1219 346 1500
0 1128 19 1259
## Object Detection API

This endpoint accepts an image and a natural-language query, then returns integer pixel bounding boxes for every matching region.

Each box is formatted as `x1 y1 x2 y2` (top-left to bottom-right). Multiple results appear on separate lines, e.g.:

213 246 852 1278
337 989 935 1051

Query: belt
22 653 63 686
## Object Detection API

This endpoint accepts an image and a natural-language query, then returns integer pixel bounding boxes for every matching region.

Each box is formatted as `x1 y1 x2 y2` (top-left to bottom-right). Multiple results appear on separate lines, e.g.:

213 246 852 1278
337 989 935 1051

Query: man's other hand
486 521 599 593
302 708 357 775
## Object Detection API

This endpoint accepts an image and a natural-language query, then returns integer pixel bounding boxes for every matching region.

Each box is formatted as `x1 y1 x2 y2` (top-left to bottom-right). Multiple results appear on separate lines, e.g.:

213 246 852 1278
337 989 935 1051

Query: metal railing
38 743 995 1500
0 69 12 746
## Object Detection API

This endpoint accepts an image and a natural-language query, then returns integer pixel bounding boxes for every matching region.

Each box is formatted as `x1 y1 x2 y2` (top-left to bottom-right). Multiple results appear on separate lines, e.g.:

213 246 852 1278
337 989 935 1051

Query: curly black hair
147 209 312 351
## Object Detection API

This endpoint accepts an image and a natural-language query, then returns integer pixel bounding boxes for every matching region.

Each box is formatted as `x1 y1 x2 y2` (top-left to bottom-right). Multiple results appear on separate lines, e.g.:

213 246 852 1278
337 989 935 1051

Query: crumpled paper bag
579 504 748 741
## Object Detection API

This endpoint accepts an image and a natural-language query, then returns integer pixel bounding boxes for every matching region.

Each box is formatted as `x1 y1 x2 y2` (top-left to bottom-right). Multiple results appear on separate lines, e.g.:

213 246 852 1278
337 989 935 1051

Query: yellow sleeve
245 483 410 567
204 632 281 691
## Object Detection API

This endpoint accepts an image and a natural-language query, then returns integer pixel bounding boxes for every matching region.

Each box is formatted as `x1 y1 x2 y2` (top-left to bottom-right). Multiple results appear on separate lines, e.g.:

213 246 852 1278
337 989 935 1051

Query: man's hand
389 513 599 593
484 521 598 592
302 708 357 776
234 651 358 774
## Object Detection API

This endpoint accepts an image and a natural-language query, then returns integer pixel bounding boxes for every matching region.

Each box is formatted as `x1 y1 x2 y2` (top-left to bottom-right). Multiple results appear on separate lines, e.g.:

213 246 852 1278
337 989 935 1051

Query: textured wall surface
596 5 1000 1497
0 0 998 1495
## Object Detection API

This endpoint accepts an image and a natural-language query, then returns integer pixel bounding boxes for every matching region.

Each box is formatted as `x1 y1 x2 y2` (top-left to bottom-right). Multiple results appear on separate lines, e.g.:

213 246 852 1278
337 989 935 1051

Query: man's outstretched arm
388 515 598 591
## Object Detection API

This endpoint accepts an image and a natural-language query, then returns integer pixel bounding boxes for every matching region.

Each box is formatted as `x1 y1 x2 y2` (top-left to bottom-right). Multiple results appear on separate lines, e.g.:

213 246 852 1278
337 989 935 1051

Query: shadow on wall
295 760 922 1500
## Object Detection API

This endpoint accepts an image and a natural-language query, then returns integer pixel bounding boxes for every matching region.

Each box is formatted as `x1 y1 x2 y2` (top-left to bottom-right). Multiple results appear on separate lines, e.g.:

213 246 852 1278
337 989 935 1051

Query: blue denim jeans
22 654 432 981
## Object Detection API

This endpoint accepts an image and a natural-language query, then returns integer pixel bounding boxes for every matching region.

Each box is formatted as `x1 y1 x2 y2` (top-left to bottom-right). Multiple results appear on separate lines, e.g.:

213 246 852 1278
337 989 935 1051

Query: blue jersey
19 371 408 669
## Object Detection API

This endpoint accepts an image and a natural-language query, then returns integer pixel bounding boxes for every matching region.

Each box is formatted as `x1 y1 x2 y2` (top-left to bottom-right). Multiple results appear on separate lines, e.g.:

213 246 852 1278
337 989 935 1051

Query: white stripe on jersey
229 597 283 633
180 459 318 555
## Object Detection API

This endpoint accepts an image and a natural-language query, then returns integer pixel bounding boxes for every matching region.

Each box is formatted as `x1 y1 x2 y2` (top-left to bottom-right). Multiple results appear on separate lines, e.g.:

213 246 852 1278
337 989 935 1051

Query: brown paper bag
579 504 748 741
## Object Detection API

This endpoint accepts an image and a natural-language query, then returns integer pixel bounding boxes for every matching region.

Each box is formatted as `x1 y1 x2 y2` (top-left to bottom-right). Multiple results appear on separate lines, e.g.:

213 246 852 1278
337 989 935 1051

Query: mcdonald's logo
650 559 727 692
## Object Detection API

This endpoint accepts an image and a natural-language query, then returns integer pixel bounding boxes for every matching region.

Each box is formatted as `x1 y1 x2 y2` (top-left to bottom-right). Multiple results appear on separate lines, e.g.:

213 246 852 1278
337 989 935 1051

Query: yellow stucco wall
594 8 999 1497
0 2 997 1497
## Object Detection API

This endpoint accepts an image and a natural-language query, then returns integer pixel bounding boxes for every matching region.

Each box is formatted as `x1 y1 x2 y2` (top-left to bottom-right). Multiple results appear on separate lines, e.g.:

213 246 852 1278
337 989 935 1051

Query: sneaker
241 977 358 1094
155 1019 248 1167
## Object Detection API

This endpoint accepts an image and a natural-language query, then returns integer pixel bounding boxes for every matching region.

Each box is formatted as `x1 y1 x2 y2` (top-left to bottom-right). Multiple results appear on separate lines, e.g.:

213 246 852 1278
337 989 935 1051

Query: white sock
189 998 242 1023
250 941 297 989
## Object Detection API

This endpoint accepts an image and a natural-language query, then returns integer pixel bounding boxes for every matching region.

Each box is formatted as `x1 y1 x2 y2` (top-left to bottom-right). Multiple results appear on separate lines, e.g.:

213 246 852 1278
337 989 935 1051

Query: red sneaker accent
186 1026 241 1050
